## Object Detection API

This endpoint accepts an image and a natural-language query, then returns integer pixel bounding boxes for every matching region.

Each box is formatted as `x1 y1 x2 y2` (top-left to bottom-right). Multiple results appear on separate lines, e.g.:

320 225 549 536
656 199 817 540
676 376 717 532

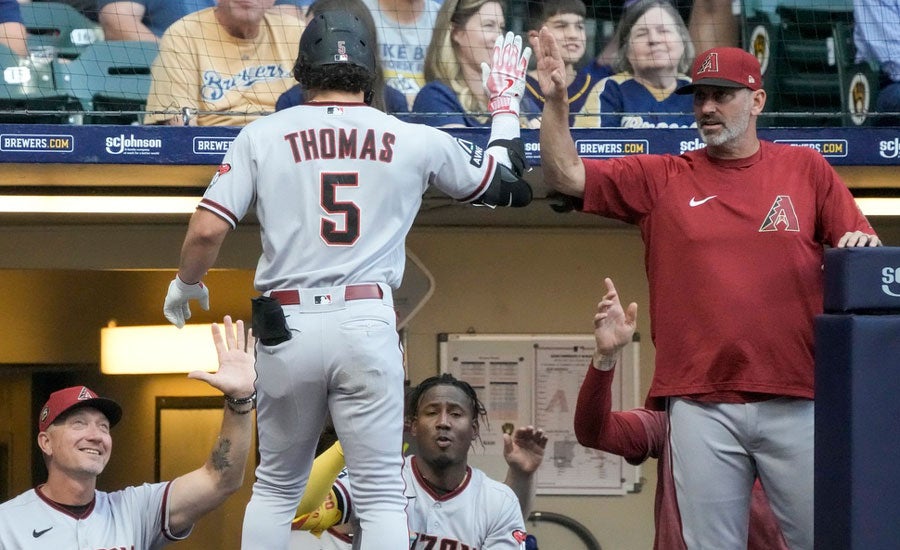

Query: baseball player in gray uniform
0 316 256 550
162 10 534 550
293 374 547 549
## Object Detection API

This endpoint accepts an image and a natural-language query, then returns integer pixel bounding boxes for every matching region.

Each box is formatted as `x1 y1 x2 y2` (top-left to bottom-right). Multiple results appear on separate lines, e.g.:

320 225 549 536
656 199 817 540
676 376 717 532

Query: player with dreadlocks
292 373 547 549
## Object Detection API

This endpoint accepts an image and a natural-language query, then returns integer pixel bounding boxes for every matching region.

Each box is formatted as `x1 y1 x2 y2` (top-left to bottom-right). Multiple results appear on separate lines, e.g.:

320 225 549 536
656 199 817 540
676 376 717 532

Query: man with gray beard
531 30 881 550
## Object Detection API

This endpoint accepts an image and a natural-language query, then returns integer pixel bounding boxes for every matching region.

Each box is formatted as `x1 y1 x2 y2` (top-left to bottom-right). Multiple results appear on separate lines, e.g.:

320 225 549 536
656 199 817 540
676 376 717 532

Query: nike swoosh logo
33 527 53 538
689 195 718 207
501 78 515 94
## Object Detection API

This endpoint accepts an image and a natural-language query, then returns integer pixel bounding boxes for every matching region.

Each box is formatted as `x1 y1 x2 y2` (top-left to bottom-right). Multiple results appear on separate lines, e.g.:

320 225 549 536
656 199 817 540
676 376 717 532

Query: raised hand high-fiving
481 32 532 117
528 27 568 104
593 278 638 369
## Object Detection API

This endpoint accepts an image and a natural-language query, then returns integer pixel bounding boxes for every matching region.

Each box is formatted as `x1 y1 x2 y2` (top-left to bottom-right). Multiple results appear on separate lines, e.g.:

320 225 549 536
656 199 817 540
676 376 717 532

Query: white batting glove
481 32 531 118
163 276 210 328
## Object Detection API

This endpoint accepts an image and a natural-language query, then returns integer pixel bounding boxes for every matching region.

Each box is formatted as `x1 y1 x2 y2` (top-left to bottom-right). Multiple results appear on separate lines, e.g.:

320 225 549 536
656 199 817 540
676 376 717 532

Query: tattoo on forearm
210 438 233 472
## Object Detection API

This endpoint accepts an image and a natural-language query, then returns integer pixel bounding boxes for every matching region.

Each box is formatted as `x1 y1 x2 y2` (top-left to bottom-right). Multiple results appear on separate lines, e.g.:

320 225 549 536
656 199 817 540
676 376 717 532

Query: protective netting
0 0 895 127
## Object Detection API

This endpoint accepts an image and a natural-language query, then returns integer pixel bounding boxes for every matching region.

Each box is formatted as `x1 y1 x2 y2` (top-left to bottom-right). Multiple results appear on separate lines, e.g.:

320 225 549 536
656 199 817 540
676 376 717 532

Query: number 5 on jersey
320 172 360 245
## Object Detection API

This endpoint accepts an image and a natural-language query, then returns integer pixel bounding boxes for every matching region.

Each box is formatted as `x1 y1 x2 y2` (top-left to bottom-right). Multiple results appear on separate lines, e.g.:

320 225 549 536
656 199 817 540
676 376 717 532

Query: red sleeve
581 154 685 224
808 149 878 245
574 364 664 463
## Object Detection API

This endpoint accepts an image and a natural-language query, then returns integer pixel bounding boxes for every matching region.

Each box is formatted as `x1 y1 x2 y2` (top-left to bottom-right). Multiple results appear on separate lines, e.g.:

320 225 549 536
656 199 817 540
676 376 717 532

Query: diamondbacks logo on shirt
209 163 231 188
759 195 800 232
697 52 718 74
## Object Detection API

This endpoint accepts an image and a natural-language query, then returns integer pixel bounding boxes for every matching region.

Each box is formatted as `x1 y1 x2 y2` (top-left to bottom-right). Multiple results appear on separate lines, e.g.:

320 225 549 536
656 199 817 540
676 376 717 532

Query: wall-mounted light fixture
100 322 217 374
854 198 900 217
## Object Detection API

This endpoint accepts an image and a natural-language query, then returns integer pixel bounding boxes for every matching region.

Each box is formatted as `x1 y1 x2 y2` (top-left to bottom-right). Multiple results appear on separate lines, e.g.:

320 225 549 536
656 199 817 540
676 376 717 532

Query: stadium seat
741 0 879 126
20 2 104 60
0 44 81 124
54 41 158 125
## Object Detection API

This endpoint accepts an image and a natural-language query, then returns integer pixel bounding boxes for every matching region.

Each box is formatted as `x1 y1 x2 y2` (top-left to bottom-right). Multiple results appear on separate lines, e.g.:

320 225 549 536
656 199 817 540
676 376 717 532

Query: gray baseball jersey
200 102 497 292
0 482 187 549
223 101 505 549
339 457 528 549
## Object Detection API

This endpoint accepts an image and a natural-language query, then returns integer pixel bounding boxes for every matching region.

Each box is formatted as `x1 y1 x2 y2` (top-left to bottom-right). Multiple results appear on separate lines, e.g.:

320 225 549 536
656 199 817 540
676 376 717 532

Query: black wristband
227 404 254 415
225 391 256 413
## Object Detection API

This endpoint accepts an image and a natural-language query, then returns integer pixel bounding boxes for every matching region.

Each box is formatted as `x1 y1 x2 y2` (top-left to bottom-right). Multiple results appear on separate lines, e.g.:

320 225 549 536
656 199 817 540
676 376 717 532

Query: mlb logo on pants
315 294 333 305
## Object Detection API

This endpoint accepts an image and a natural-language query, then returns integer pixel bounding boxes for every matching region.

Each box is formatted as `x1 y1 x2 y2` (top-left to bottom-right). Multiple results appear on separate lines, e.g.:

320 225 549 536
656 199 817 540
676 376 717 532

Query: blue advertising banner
0 124 898 166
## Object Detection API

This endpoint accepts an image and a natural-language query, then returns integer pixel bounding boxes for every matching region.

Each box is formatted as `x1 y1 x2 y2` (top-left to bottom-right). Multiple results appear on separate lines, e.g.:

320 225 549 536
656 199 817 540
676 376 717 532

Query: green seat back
21 2 104 60
54 40 158 124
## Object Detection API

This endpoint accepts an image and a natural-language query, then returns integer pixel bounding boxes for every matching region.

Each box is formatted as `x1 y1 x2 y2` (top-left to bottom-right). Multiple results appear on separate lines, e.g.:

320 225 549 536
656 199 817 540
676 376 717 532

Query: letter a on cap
697 52 718 74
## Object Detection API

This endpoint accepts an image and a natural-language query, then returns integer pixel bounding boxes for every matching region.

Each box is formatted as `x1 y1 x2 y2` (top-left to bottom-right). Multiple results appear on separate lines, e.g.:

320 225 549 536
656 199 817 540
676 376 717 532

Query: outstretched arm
166 317 257 535
530 27 586 198
164 209 230 327
178 208 230 287
502 425 547 517
591 278 638 370
98 2 159 42
574 279 659 461
482 31 531 156
0 22 28 58
474 31 534 208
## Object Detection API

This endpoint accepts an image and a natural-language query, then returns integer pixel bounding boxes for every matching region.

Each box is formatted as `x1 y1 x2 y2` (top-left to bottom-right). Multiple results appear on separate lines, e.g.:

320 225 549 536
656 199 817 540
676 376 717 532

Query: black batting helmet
298 10 377 76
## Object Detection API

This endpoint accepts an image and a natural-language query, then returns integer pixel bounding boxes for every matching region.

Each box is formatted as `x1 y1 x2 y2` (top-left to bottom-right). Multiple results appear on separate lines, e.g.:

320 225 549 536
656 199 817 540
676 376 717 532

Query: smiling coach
0 317 257 550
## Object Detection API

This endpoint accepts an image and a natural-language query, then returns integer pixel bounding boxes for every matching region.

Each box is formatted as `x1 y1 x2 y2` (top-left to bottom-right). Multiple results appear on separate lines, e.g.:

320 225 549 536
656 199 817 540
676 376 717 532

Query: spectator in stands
290 376 547 549
363 0 441 109
0 0 28 58
411 0 536 127
524 0 611 127
143 0 304 126
98 0 310 42
594 1 735 76
275 0 408 116
575 0 695 128
853 0 900 125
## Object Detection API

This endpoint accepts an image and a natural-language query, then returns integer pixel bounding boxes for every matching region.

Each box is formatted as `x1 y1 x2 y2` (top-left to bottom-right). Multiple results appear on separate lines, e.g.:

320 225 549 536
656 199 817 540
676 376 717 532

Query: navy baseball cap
39 386 122 432
676 47 763 95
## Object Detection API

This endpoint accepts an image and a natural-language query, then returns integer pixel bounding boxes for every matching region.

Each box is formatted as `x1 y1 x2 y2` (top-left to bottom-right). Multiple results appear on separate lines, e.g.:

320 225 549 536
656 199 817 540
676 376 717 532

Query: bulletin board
438 333 642 496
